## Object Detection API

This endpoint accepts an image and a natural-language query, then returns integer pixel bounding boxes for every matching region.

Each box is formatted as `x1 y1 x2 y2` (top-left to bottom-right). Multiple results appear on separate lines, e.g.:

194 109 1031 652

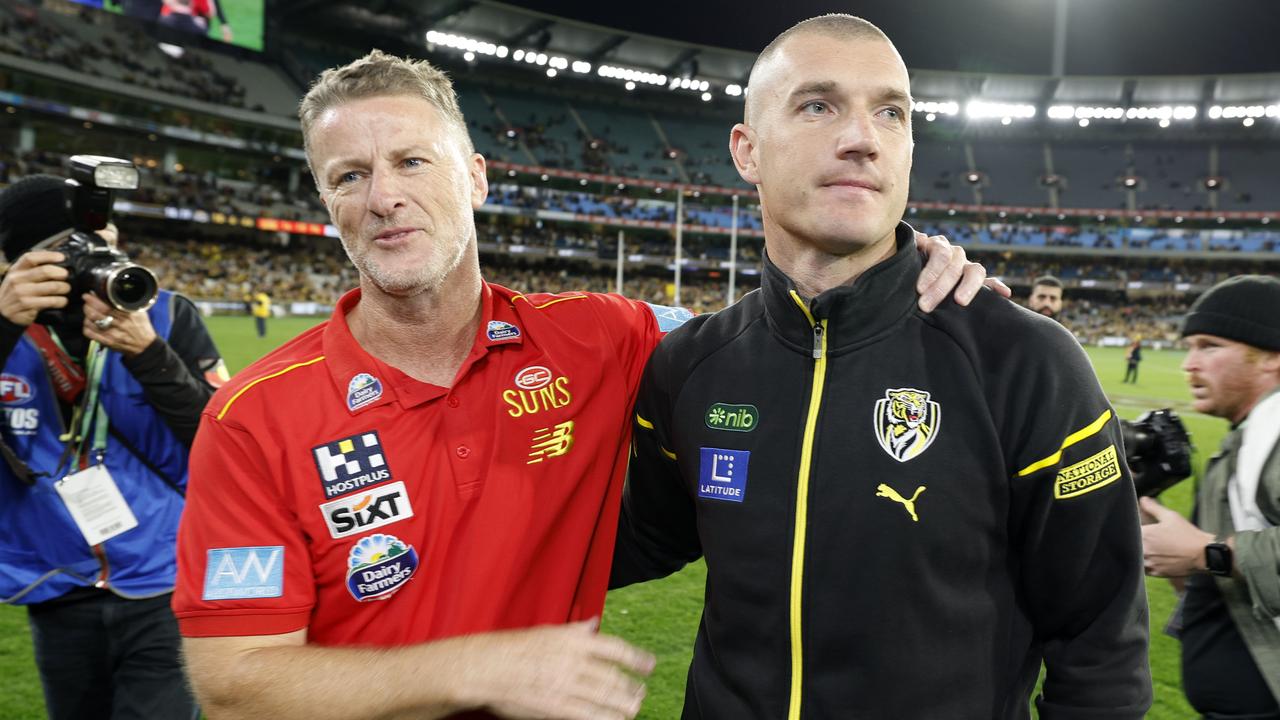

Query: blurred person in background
1028 274 1064 321
1124 337 1143 384
1142 275 1280 719
249 288 271 338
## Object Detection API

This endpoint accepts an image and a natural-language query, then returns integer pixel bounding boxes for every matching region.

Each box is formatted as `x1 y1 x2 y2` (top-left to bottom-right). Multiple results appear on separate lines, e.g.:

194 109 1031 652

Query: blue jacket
0 291 189 603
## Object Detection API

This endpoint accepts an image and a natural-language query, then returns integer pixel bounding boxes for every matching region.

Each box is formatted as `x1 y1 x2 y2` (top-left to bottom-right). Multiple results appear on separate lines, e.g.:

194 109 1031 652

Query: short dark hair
1031 275 1063 290
745 14 890 123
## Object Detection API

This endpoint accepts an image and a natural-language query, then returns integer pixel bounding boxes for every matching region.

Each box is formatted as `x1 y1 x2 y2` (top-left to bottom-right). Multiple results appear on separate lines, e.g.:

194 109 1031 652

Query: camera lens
97 263 159 312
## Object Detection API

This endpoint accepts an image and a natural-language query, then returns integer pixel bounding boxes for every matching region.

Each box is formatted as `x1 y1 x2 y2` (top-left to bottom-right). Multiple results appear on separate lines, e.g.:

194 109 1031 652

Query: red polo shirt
173 282 664 645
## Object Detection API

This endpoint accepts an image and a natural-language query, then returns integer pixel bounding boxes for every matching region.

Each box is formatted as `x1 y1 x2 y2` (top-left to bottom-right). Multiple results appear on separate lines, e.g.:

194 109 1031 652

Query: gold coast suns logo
503 365 572 418
873 388 941 462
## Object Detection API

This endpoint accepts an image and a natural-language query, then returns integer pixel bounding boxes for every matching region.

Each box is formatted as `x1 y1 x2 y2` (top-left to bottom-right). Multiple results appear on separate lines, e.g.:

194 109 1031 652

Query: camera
31 156 159 323
1119 408 1193 497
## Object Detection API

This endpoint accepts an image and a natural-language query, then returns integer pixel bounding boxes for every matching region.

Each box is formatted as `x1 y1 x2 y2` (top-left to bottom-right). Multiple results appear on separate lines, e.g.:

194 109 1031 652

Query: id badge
54 465 139 546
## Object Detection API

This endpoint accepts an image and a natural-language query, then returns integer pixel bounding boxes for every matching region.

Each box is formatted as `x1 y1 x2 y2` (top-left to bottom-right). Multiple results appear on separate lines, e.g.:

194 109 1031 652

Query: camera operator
0 171 227 720
1141 275 1280 718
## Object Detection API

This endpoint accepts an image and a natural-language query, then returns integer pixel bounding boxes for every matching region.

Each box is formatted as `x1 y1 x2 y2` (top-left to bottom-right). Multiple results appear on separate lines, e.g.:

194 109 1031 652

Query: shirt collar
760 222 923 355
322 282 525 414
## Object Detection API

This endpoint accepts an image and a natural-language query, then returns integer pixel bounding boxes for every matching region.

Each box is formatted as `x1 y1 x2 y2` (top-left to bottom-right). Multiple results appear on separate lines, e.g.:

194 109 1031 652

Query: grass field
0 321 1219 718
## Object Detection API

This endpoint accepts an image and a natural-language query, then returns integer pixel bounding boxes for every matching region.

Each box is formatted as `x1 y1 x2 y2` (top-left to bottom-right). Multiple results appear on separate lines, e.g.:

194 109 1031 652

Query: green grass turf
0 334 1222 719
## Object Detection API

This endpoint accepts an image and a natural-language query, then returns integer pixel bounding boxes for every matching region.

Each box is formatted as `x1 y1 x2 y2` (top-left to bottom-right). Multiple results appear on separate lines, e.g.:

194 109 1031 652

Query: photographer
0 171 226 720
1141 275 1280 718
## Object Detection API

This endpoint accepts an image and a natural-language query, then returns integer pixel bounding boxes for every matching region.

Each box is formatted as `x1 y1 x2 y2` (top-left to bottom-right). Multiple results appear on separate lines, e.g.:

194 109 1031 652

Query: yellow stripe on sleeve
216 356 327 420
1016 409 1113 477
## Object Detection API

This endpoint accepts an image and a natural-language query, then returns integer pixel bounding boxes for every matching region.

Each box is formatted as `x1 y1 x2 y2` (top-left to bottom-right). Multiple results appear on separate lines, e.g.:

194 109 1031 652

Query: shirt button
447 396 460 408
456 445 471 459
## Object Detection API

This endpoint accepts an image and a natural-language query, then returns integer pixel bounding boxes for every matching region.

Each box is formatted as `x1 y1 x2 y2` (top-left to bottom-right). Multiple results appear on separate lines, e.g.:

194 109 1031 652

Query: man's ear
730 123 761 186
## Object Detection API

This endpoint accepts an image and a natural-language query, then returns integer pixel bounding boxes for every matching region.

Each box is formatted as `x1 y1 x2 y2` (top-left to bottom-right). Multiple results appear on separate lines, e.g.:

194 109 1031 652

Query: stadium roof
277 0 1280 136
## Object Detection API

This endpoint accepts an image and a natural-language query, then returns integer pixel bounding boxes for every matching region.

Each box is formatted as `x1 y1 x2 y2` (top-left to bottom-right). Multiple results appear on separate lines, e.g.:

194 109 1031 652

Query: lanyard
55 341 109 476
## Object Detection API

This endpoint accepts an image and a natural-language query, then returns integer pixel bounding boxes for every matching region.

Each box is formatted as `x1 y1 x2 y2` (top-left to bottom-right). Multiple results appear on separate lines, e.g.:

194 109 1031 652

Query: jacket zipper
787 291 828 720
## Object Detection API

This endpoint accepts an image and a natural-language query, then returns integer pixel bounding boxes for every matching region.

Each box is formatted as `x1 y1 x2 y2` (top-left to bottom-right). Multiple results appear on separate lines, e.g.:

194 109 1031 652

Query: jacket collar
760 222 922 355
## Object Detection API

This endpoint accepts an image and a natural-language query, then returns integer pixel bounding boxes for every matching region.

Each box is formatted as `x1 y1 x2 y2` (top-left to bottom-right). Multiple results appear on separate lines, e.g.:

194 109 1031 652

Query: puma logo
876 483 926 522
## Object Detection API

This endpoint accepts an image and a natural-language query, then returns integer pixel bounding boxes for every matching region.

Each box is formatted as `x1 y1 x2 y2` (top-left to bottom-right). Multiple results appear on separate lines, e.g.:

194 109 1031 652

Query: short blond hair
298 49 473 164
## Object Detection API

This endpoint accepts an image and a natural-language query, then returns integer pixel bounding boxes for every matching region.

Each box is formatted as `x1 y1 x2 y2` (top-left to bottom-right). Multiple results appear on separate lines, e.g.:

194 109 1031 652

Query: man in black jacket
612 14 1152 719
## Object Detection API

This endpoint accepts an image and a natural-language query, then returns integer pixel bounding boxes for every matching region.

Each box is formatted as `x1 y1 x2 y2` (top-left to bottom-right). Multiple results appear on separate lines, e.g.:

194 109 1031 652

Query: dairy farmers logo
0 374 33 405
486 320 521 341
346 533 419 601
347 373 383 412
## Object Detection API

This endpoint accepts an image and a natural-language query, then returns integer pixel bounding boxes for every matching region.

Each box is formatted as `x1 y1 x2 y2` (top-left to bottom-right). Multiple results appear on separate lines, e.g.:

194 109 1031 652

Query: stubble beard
343 229 470 297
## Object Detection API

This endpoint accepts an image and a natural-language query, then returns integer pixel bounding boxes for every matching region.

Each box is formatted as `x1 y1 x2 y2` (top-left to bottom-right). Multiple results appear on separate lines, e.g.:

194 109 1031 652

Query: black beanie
0 174 74 262
1181 274 1280 351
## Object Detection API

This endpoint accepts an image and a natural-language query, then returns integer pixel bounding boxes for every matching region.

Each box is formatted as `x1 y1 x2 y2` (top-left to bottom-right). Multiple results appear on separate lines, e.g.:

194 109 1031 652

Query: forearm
191 636 482 720
121 338 213 446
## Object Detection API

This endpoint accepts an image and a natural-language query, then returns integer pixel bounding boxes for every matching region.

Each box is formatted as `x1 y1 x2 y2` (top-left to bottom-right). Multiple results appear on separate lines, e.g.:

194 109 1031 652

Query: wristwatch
1205 541 1233 577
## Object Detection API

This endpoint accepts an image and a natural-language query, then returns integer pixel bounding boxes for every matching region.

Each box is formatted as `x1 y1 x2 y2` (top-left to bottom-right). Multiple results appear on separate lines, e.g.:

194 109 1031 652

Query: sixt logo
319 481 413 538
503 367 571 418
0 375 33 405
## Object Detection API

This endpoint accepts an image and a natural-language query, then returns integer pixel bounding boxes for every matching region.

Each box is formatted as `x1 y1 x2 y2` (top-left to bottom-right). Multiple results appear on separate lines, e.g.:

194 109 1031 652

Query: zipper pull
812 322 824 360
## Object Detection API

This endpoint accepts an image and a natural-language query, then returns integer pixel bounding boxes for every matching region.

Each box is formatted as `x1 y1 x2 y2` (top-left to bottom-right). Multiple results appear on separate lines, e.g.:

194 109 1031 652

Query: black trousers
27 591 197 720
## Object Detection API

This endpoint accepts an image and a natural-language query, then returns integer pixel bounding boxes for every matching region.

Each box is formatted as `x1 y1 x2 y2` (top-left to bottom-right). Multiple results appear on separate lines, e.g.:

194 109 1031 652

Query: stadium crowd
0 4 250 109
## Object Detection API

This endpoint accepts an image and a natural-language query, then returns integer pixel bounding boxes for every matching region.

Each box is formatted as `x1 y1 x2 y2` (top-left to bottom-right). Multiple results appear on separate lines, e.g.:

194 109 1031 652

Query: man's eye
881 107 904 120
336 171 361 185
801 101 829 115
404 158 425 168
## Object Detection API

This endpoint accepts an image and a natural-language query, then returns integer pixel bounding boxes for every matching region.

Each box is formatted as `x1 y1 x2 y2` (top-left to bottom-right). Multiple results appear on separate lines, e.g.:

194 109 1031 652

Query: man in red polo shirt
173 50 997 720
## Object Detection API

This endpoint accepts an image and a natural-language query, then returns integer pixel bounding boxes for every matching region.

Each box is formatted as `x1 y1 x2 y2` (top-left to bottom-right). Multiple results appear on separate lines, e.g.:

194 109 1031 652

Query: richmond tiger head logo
874 388 941 462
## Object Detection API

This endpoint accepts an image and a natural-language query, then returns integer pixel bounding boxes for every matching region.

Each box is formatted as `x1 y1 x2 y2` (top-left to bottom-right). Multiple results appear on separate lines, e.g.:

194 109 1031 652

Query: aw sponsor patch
698 447 749 503
874 387 941 462
313 431 392 499
346 533 419 601
486 320 521 341
319 480 413 538
1055 444 1122 499
644 303 694 332
347 373 383 412
0 374 34 405
202 546 284 600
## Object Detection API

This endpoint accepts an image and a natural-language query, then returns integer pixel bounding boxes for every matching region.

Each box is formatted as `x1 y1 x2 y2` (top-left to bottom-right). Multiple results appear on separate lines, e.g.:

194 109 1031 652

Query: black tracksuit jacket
612 224 1152 719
